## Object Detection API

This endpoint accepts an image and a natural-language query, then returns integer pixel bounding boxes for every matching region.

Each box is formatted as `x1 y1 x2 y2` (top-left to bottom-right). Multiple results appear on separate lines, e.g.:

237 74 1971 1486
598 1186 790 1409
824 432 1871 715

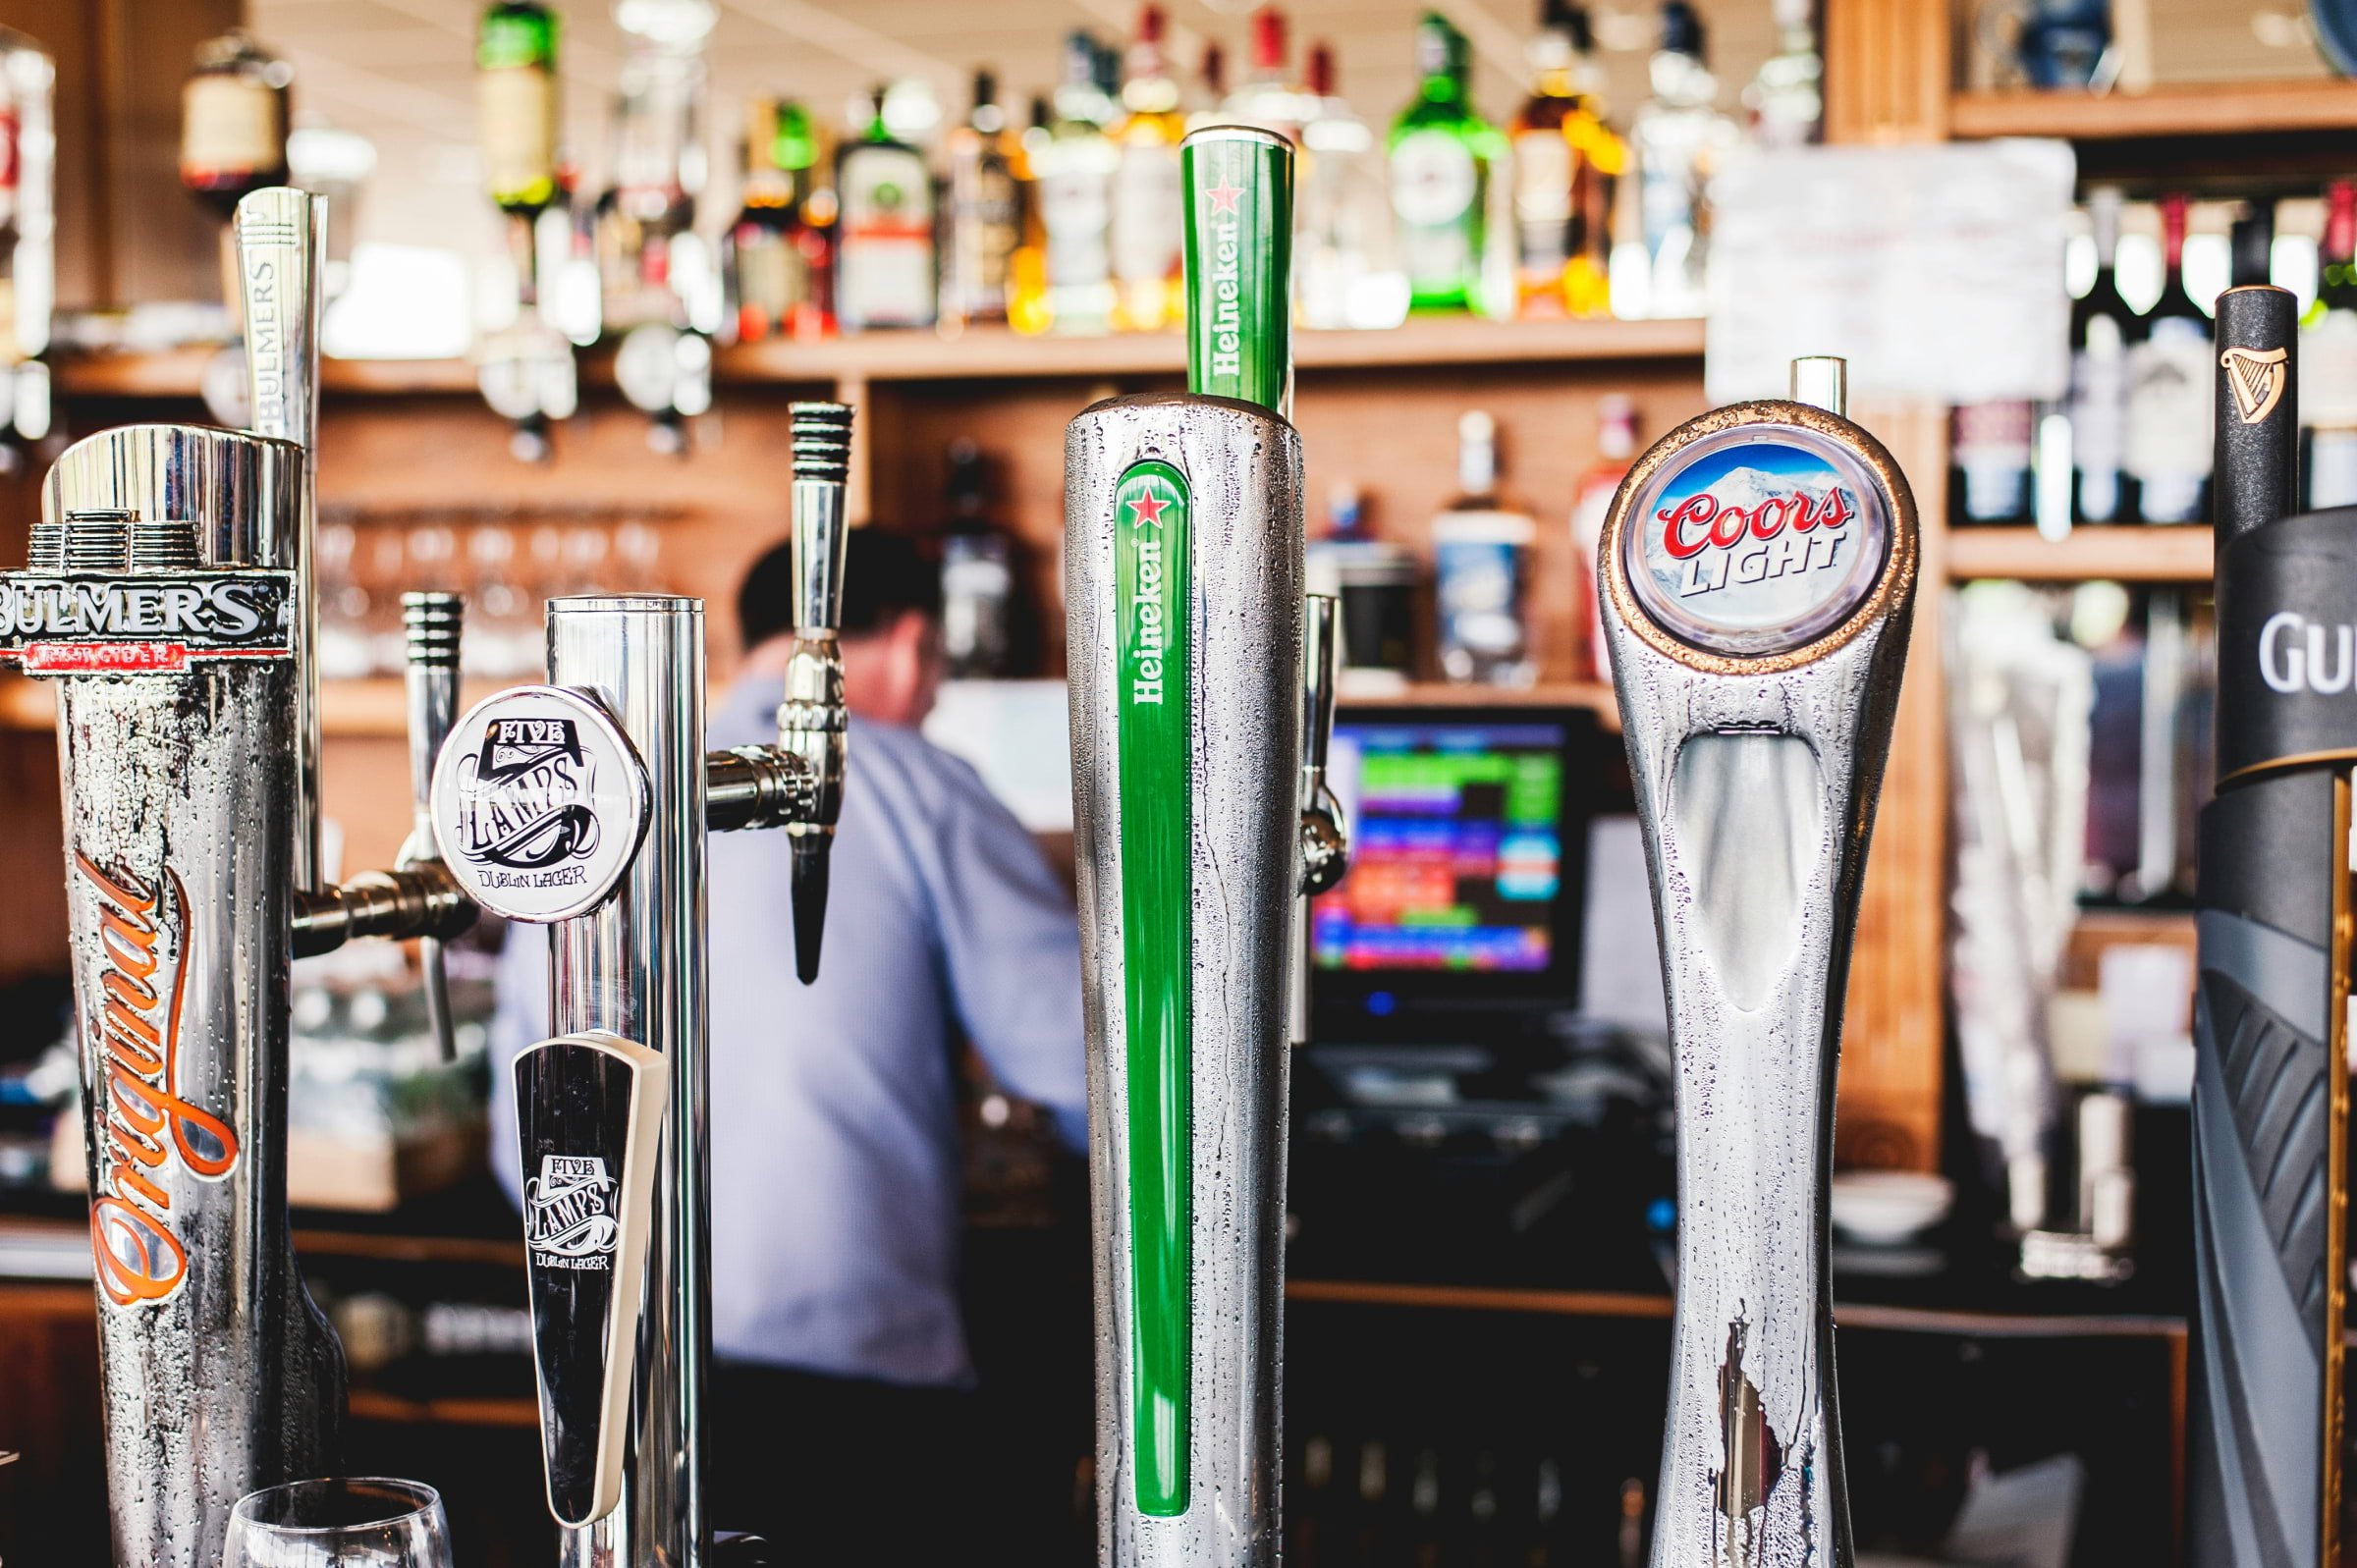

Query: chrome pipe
1067 391 1305 1567
1597 366 1918 1568
545 595 713 1568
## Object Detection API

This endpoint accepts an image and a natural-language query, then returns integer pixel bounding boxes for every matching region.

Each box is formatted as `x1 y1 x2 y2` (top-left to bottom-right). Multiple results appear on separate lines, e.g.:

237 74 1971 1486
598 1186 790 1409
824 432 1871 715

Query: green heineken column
1066 124 1342 1567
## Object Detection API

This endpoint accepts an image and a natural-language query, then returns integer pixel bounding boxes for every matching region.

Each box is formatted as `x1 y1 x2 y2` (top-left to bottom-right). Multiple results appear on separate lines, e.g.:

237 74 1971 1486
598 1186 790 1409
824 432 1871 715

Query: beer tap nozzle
1297 593 1348 897
400 592 465 1060
780 401 852 984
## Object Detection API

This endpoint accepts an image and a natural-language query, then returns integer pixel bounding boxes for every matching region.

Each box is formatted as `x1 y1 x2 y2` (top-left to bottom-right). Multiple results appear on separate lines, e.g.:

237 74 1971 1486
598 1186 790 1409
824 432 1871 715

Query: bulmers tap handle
781 401 854 984
401 592 465 1060
235 187 325 456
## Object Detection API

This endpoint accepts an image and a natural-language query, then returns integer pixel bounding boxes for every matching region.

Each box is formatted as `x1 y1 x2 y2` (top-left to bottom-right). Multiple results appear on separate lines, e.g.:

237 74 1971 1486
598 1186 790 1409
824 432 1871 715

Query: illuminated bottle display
478 0 561 215
181 28 292 215
835 83 937 331
1389 14 1505 315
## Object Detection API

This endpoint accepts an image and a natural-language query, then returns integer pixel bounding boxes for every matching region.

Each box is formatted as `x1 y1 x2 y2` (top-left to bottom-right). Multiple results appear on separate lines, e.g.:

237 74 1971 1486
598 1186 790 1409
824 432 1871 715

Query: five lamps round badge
429 684 653 923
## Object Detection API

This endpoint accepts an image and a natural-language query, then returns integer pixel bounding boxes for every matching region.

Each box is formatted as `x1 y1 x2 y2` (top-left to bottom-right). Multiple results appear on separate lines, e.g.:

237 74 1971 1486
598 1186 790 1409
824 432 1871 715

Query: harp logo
431 686 649 923
524 1155 619 1270
2221 346 2288 426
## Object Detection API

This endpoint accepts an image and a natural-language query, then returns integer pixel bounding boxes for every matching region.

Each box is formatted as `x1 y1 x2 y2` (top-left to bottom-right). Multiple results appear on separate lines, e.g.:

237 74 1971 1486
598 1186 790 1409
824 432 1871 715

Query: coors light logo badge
432 686 649 923
1621 428 1891 658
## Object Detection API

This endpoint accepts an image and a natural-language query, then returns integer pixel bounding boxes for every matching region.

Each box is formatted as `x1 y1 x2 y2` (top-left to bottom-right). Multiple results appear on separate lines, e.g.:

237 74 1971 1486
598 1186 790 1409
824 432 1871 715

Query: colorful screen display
1312 721 1565 973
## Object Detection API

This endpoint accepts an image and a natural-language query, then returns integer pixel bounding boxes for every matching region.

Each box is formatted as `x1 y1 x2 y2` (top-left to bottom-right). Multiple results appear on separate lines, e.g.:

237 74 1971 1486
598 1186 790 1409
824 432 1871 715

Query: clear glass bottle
2071 187 2136 522
942 70 1018 331
1224 6 1313 143
1432 409 1537 686
1111 6 1186 333
1628 0 1735 319
1742 0 1822 148
1299 43 1405 330
2123 193 2213 524
940 439 1015 677
1035 32 1120 336
1389 13 1507 316
478 1 561 215
835 81 938 331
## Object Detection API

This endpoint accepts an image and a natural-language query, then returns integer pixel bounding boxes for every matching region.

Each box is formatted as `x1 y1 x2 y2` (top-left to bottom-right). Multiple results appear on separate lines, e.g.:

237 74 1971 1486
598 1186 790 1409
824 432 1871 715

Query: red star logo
1206 181 1244 215
1126 490 1170 527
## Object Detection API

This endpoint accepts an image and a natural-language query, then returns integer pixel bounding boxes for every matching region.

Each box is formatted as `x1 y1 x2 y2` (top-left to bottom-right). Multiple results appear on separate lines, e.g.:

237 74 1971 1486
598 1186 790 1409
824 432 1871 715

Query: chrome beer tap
1066 126 1346 1568
429 402 856 1567
1598 357 1917 1568
0 188 476 1568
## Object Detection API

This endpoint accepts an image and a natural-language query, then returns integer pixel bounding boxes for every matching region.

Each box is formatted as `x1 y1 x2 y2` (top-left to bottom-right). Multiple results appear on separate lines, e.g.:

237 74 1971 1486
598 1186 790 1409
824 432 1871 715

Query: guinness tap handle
2215 285 2298 547
780 402 853 984
401 593 465 1061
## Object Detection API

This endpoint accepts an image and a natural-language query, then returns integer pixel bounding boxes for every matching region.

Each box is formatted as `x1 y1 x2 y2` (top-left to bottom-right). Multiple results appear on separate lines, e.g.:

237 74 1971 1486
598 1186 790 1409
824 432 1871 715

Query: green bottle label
1180 128 1292 418
1115 459 1192 1518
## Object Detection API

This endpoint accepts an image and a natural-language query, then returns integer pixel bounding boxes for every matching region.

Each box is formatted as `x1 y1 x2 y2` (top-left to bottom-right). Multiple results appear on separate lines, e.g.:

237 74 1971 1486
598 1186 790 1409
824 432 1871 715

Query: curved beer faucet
1297 592 1349 899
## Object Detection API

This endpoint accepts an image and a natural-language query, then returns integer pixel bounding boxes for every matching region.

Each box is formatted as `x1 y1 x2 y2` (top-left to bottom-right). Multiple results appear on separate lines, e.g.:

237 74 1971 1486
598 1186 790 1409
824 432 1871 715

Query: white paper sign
1705 141 2076 406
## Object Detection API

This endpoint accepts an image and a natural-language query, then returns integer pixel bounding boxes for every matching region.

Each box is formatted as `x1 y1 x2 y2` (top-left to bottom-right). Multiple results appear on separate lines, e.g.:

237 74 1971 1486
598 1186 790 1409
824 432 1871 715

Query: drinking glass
222 1478 454 1568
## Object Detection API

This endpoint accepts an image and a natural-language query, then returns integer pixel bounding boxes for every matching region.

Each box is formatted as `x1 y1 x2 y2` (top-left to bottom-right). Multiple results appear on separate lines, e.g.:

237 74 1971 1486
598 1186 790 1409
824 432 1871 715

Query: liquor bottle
1390 14 1507 315
1225 6 1312 143
181 28 292 215
1571 394 1638 676
1742 0 1823 147
0 27 52 465
1006 95 1054 335
1563 12 1624 320
1949 399 2034 524
2070 187 2135 522
2304 180 2357 508
1035 32 1120 336
1433 408 1538 685
2123 193 2213 524
478 1 561 215
835 82 937 332
942 70 1018 331
1111 6 1186 333
1299 43 1407 330
727 97 798 342
1187 42 1228 132
778 101 837 340
940 439 1015 677
1511 0 1588 319
1629 0 1736 319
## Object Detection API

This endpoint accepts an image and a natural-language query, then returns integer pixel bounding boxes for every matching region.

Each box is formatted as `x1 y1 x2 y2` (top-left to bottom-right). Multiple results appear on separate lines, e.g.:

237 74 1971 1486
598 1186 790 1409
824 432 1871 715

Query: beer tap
427 405 856 1566
1065 124 1344 1567
0 188 475 1568
1598 356 1917 1568
2189 286 2343 1568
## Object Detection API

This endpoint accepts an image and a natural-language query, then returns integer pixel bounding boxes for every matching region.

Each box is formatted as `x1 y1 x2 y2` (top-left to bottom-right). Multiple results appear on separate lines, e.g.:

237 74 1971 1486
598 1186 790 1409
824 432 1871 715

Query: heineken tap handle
1298 593 1347 895
401 593 465 1061
781 401 853 984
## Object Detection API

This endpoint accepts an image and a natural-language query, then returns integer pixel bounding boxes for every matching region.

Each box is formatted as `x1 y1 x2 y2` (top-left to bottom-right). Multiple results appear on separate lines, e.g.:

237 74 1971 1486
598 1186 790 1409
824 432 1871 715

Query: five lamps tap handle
782 401 855 984
402 592 466 1061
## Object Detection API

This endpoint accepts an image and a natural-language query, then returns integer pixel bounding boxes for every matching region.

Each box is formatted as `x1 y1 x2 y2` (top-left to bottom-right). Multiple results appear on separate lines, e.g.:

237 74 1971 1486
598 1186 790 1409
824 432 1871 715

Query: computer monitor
1311 705 1603 1033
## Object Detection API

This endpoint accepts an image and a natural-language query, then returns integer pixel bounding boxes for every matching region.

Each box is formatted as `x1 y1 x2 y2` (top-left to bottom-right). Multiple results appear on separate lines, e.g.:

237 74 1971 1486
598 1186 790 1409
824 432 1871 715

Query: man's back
487 677 1086 1384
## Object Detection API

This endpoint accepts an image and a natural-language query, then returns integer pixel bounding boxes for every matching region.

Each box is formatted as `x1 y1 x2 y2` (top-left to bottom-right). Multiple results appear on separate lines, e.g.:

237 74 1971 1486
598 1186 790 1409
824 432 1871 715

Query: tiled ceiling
249 0 1783 264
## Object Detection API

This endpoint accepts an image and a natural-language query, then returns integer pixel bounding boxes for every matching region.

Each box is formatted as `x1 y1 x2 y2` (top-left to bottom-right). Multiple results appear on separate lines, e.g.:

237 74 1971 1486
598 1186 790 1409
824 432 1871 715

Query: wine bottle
477 1 561 215
2122 193 2213 524
2304 179 2357 508
2070 187 2136 523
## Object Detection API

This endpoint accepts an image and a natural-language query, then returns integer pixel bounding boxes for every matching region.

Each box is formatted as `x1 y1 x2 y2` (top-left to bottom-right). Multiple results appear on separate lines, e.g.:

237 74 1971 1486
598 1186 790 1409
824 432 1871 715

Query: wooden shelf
1950 79 2357 141
52 318 1707 403
1946 525 2213 583
347 1389 538 1429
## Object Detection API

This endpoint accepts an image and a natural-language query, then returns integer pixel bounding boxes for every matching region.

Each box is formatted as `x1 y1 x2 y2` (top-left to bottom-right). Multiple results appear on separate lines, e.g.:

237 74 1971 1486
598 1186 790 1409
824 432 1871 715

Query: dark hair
737 528 942 651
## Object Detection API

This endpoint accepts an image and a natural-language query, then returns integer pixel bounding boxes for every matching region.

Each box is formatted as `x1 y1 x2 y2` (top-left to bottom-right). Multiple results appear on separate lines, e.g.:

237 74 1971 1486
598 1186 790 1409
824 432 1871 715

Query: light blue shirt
487 676 1088 1385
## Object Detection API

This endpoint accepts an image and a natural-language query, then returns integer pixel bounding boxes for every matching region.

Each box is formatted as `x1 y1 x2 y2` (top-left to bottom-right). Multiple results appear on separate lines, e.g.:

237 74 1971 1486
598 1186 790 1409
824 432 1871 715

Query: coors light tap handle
1599 358 1917 1568
2190 284 2346 1568
1068 124 1338 1568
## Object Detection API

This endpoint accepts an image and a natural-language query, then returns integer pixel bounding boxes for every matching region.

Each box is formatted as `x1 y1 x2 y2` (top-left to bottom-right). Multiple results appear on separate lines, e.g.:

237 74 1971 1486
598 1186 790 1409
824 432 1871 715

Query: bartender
486 527 1088 1560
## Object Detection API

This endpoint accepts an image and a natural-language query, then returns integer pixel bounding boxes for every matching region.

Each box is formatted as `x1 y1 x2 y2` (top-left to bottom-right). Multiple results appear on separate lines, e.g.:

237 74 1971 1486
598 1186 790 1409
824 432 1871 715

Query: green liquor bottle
1388 14 1507 315
477 0 560 215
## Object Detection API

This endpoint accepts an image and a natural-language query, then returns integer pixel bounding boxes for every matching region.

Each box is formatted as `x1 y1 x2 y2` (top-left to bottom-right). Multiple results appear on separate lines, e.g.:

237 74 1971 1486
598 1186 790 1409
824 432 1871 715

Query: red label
25 642 191 674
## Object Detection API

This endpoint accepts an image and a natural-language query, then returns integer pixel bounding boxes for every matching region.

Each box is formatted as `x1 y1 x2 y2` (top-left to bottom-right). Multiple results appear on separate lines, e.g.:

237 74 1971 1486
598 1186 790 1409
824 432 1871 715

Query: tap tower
1598 356 1917 1568
1064 124 1347 1568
